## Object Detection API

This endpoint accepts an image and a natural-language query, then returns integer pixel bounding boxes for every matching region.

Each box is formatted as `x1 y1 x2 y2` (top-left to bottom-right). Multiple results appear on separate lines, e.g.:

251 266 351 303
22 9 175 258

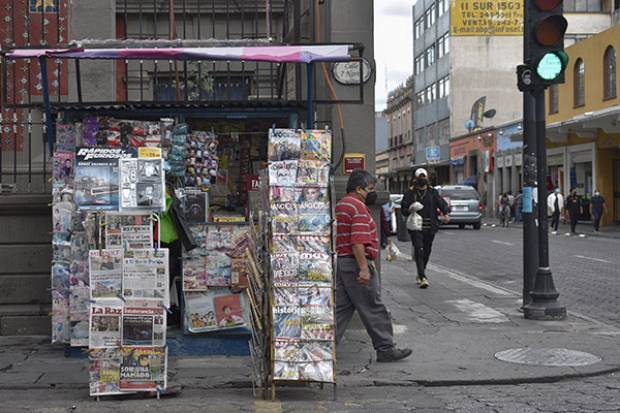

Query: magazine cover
298 186 330 215
122 299 166 347
183 256 208 291
269 186 301 204
186 224 207 258
270 201 299 217
89 250 123 300
181 188 209 223
231 257 249 288
273 287 301 307
70 231 90 262
89 348 123 396
120 158 165 211
119 347 167 391
272 306 302 339
300 341 334 362
298 252 333 284
271 253 300 285
184 291 219 333
121 225 153 250
274 339 302 362
298 214 331 235
301 314 334 341
297 160 329 187
271 235 298 254
53 244 72 263
53 150 75 188
272 215 298 236
298 360 334 383
268 129 301 162
70 319 90 347
70 286 91 321
206 225 235 250
214 293 246 329
301 130 332 162
69 259 89 287
296 235 332 254
268 160 298 187
75 147 136 210
104 213 153 249
300 285 333 309
184 290 248 333
123 249 169 305
205 251 232 286
55 123 79 152
51 297 70 344
52 201 74 245
89 300 123 348
273 361 299 381
51 262 71 296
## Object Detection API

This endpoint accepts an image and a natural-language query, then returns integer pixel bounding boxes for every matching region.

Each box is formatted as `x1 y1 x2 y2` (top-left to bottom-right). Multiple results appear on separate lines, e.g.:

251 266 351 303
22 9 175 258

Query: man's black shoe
376 347 412 362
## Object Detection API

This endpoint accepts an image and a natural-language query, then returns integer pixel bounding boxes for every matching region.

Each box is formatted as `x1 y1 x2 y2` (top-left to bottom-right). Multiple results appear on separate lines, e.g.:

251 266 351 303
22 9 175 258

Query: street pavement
1 225 620 412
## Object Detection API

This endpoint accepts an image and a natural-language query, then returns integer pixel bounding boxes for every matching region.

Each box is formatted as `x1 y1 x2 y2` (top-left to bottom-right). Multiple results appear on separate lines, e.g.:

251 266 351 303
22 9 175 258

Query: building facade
545 23 620 225
383 78 414 194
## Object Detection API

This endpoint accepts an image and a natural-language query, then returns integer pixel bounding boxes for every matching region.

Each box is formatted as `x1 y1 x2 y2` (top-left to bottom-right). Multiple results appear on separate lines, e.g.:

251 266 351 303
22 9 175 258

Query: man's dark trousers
335 257 394 352
551 211 560 231
410 229 435 279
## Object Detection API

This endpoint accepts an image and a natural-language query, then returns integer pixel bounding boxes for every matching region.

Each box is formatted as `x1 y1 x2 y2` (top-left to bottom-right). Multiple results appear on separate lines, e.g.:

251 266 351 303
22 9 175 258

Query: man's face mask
359 186 377 206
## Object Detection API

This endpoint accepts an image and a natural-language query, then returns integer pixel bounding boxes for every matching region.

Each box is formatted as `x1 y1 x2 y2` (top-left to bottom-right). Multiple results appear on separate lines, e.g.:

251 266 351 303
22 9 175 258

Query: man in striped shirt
335 169 412 363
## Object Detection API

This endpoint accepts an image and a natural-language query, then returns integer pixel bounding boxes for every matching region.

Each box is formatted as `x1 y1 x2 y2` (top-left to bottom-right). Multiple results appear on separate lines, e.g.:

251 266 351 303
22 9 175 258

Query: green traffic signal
536 51 569 81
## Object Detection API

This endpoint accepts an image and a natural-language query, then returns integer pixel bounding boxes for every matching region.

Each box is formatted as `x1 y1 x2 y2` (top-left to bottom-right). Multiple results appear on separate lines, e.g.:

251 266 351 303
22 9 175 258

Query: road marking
575 255 612 264
491 240 514 246
427 263 515 296
446 299 510 323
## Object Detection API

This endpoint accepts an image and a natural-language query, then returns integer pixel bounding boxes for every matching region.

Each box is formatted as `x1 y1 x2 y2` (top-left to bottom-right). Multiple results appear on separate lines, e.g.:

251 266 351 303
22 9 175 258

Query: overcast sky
374 1 415 111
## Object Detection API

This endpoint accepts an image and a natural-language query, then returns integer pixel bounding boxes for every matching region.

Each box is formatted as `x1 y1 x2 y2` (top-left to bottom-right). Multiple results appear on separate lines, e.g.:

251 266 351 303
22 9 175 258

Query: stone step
0 274 51 305
0 313 50 336
0 215 51 244
0 244 52 275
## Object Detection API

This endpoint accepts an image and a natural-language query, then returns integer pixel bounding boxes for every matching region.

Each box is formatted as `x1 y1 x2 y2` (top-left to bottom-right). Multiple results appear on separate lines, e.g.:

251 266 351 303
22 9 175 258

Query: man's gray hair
346 169 377 193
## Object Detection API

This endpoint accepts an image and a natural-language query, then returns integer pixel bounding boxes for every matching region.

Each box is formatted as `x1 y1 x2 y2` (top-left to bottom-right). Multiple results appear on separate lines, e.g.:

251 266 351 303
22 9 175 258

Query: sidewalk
482 219 620 239
1 256 620 395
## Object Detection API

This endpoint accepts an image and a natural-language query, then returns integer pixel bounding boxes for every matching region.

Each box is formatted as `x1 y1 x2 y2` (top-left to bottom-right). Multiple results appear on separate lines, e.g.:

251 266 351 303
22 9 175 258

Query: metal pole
524 89 566 320
307 63 314 128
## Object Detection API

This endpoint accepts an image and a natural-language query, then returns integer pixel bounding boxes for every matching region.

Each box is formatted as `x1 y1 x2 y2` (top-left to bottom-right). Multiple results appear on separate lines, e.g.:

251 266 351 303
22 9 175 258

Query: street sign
332 59 372 85
517 64 534 92
425 146 441 163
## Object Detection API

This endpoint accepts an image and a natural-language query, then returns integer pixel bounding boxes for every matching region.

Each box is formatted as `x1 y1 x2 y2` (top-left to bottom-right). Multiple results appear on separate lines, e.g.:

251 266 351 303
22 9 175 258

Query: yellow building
545 24 620 225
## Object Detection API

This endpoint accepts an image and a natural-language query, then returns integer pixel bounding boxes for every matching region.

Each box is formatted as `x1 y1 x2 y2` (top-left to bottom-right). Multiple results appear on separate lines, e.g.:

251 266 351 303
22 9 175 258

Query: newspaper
119 158 166 211
119 347 167 392
75 147 136 210
121 225 153 250
89 348 123 396
104 213 153 249
121 299 166 347
89 250 123 300
184 290 247 333
122 249 169 305
89 300 123 348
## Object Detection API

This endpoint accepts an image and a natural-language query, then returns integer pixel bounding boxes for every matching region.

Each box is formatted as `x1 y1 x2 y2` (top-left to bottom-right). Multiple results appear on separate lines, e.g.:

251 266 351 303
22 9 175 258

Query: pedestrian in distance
565 188 583 237
514 190 524 223
401 168 450 289
497 192 511 227
547 187 564 235
590 190 608 232
334 169 412 363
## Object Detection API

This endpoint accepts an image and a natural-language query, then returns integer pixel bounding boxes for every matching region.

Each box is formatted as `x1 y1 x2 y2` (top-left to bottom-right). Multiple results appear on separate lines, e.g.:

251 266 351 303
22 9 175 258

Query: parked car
389 194 403 234
437 185 483 230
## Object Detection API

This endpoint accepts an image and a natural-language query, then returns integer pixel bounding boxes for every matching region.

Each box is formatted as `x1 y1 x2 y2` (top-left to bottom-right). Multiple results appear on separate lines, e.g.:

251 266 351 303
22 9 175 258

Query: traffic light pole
523 88 567 320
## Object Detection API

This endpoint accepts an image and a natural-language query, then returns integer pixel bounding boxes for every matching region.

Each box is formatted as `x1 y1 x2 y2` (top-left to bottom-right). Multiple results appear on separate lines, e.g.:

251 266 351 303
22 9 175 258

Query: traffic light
527 0 569 86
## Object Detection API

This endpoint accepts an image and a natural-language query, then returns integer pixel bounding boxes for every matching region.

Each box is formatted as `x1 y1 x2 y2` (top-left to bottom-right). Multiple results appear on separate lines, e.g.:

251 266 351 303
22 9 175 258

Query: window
438 76 450 98
415 54 424 75
549 84 559 114
603 46 617 100
564 0 602 12
438 0 448 16
415 90 425 105
437 33 450 58
574 58 585 107
425 4 436 28
425 45 436 67
415 18 424 39
425 86 433 103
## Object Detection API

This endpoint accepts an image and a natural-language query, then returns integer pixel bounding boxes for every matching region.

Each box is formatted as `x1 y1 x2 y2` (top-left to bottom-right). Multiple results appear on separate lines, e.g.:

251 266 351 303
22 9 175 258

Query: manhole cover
494 348 602 367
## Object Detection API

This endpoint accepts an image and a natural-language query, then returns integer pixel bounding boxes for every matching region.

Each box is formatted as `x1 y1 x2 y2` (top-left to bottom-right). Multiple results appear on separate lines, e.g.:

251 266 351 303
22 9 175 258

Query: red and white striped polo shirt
335 195 379 260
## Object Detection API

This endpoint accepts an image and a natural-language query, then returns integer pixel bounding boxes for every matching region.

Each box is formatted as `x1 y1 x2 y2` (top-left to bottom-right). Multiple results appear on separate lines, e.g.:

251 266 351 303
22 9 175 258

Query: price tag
138 147 162 159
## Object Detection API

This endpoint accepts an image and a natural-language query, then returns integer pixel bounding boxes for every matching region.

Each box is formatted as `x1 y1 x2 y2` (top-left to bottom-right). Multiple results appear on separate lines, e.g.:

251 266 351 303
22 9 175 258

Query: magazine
268 129 301 162
121 225 153 250
70 286 91 321
123 249 169 305
186 224 207 258
272 215 298 235
298 186 330 215
271 253 300 285
299 285 333 310
214 292 247 329
184 290 247 333
273 361 299 381
298 360 334 383
297 236 332 254
297 160 329 187
119 158 165 211
270 201 299 217
205 251 232 287
298 252 333 284
121 299 166 347
51 297 70 344
272 306 302 339
298 214 331 235
184 291 219 333
301 130 331 162
89 348 123 396
69 259 89 287
182 256 208 291
75 147 136 210
53 150 75 188
119 347 167 391
300 341 334 362
274 339 302 362
89 300 123 348
104 213 153 249
268 160 298 187
89 250 123 300
269 186 301 204
301 315 334 341
70 319 90 347
55 123 79 152
53 244 72 263
181 188 209 223
51 262 71 296
70 231 90 262
273 287 301 307
231 257 249 288
52 201 74 245
271 235 298 254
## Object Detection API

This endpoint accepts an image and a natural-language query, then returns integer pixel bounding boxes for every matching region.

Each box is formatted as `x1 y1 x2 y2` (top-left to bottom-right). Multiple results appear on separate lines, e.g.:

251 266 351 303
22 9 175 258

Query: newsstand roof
4 44 352 64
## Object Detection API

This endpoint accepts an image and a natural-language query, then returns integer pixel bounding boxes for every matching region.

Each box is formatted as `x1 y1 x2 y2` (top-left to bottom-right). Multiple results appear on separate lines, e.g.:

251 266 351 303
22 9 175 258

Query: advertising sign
451 0 523 36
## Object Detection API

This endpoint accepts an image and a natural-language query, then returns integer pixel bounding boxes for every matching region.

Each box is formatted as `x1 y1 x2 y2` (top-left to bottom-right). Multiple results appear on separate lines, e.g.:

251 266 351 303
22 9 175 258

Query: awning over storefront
546 105 620 141
4 45 352 63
